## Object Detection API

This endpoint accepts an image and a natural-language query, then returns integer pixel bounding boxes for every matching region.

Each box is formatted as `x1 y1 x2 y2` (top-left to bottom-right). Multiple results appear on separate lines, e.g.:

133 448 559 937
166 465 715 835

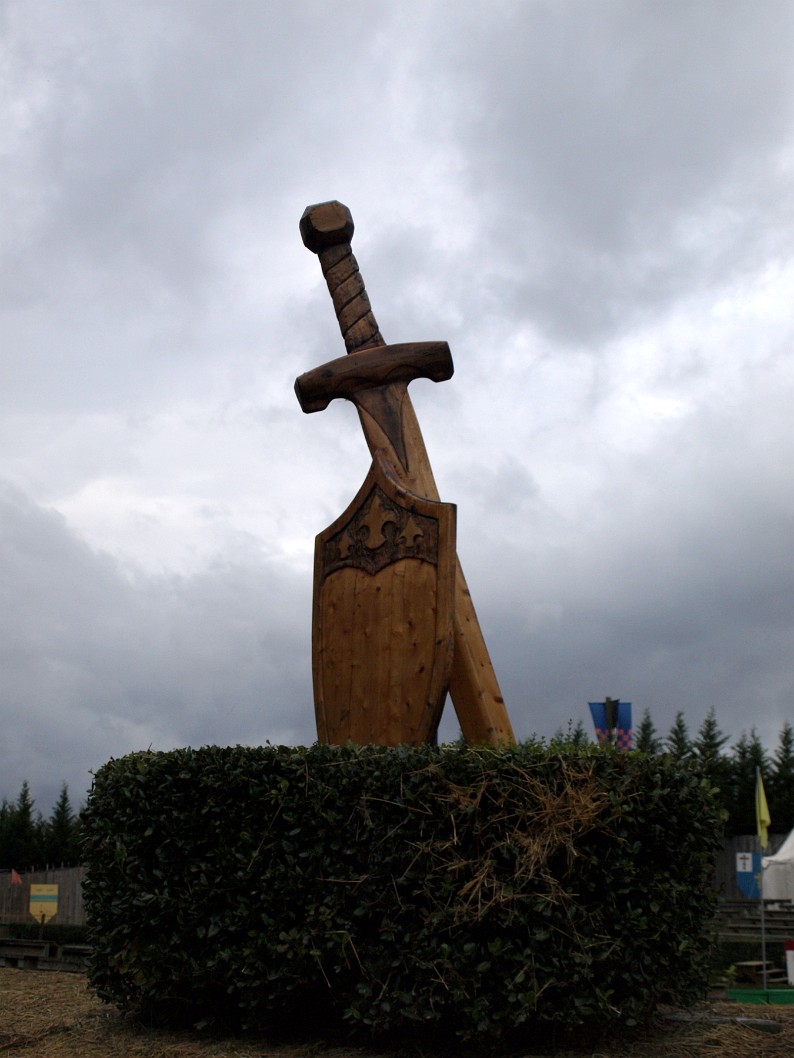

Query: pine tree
665 711 693 761
569 719 591 747
726 729 771 837
2 781 42 870
634 708 661 754
770 721 794 834
552 720 591 747
693 707 729 758
44 784 82 867
692 707 731 794
0 798 12 864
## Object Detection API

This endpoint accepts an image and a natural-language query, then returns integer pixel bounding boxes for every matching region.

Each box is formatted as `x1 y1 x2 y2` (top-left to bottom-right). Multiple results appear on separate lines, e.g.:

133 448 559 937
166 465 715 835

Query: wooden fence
712 899 794 941
0 867 86 927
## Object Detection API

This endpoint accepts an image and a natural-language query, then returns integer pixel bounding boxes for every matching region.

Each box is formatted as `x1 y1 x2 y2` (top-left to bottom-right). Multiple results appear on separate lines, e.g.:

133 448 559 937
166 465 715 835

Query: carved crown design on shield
320 484 440 581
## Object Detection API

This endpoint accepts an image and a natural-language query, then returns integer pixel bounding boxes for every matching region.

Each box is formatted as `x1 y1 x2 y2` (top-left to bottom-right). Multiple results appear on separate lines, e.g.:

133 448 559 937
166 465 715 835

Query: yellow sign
29 884 59 923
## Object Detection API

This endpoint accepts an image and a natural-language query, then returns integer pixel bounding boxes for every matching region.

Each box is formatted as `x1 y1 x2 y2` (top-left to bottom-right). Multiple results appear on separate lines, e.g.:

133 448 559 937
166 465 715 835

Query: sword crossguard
295 342 453 413
295 342 453 470
300 201 384 353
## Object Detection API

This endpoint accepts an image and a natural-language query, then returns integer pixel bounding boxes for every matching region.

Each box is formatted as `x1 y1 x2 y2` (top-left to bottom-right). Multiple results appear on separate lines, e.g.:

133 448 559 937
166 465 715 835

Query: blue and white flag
735 851 762 900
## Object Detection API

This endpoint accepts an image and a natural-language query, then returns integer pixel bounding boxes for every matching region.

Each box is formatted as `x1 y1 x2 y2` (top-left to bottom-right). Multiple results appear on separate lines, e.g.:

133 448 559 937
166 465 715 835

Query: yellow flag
756 769 771 851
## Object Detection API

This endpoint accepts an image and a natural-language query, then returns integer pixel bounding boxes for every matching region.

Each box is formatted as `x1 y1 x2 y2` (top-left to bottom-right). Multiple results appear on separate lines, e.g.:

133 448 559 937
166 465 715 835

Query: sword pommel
295 341 453 414
300 201 354 253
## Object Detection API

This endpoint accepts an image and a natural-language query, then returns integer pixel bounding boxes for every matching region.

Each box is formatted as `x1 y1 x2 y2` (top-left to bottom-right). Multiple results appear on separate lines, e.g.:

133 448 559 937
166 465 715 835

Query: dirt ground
1 968 793 1058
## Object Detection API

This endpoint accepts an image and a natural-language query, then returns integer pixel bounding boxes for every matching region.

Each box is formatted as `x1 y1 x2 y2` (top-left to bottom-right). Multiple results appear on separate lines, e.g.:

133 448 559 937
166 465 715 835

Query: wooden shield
312 451 456 746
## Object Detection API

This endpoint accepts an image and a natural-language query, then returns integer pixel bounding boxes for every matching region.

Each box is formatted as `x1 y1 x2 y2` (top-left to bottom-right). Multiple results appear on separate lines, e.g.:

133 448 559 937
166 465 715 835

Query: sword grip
300 201 384 353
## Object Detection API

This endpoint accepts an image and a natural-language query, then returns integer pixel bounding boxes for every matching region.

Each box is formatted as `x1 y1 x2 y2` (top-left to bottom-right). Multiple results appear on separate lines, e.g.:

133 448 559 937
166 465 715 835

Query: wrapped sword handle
300 201 385 353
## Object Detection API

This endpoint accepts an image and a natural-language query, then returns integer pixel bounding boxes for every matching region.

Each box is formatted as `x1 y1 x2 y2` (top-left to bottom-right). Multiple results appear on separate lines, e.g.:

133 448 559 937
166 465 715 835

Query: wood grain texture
354 396 514 745
317 241 383 353
295 342 453 414
313 452 455 746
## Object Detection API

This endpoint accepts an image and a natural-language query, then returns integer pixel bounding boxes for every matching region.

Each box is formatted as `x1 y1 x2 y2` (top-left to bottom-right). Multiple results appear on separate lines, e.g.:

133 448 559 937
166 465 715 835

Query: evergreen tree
634 708 661 754
43 784 82 867
770 721 794 834
568 719 591 747
692 707 732 794
693 707 729 759
2 781 42 870
725 729 770 837
665 711 693 761
551 720 591 747
0 798 12 865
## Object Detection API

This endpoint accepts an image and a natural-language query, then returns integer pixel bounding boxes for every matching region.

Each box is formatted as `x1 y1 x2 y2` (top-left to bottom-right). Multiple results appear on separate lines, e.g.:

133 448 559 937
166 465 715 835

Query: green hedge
82 742 724 1041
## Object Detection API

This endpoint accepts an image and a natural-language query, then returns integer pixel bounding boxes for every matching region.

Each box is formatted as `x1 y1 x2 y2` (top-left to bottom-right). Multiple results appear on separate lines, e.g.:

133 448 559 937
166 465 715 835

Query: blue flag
736 850 762 899
588 699 632 750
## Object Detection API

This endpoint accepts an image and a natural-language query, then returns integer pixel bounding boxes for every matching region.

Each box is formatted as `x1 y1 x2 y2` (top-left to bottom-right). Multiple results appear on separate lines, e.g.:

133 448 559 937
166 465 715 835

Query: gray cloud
0 484 313 812
421 1 794 343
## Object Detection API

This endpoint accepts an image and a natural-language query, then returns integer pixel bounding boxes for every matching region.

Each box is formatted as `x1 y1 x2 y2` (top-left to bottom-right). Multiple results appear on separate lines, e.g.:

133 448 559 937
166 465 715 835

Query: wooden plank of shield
313 451 456 746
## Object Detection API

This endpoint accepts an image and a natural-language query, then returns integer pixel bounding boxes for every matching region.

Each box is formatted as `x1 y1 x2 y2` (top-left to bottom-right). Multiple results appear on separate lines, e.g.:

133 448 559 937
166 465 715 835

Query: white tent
763 828 794 903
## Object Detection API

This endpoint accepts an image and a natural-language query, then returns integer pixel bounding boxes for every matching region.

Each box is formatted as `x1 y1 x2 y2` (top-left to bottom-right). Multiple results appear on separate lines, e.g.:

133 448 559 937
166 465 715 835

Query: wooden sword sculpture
296 201 515 747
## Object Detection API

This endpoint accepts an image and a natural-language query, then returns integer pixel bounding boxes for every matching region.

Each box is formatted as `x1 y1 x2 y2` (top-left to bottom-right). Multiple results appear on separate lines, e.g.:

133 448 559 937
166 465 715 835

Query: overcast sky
2 1 793 818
